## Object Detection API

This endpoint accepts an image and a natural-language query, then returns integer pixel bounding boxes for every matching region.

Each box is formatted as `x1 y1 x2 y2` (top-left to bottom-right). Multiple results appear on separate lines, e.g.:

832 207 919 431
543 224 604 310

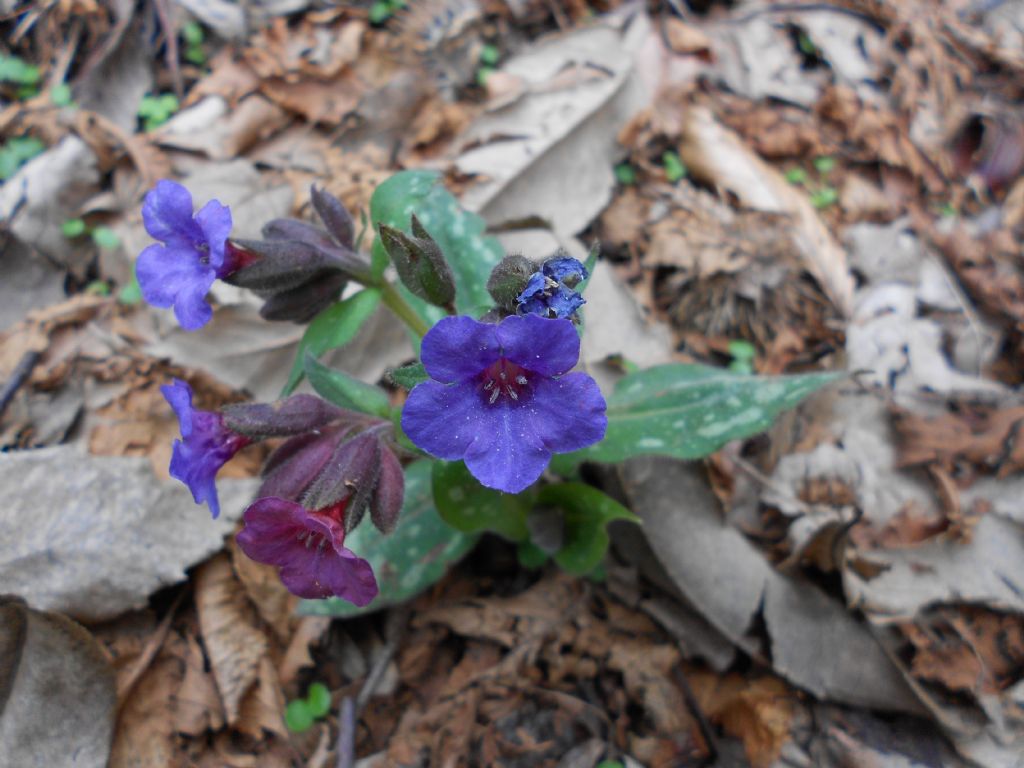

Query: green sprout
118 276 143 306
812 155 835 174
797 30 818 57
285 682 334 732
369 0 407 24
91 226 121 249
85 280 111 297
0 136 45 180
476 66 494 87
284 699 314 733
182 21 206 65
662 150 687 183
480 44 500 67
51 83 74 107
940 201 957 218
138 93 180 132
785 167 808 186
728 339 756 375
809 186 838 209
614 162 637 186
61 218 87 238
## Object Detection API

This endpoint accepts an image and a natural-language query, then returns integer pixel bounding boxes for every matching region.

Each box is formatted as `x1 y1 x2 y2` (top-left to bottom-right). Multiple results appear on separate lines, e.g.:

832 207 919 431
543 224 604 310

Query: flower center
480 358 531 405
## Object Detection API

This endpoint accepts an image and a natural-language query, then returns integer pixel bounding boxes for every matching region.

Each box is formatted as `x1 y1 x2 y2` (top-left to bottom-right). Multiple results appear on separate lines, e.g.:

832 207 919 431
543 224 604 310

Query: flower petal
496 314 580 376
463 400 550 494
401 379 483 460
419 316 501 383
194 198 233 272
525 372 607 453
170 438 221 518
142 180 202 246
237 499 379 605
161 379 194 437
136 242 217 330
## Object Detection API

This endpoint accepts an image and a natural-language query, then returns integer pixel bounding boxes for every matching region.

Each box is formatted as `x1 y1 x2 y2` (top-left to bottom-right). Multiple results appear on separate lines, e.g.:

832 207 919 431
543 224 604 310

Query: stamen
507 388 518 401
515 375 528 385
489 387 500 404
483 380 495 390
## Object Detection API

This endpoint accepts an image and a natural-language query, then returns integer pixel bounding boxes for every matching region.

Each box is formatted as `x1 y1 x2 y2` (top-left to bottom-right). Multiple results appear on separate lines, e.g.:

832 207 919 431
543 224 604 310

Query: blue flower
162 379 250 518
401 314 607 493
137 180 235 331
515 256 589 319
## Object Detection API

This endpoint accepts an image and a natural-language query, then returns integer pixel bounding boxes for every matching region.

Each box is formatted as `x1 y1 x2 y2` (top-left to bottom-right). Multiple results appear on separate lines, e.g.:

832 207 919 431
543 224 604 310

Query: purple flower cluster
516 256 589 320
162 380 397 606
402 313 606 493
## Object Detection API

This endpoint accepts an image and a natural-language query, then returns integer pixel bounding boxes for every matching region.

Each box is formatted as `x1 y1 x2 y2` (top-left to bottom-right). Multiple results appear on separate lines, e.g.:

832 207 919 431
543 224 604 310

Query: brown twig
674 665 719 765
0 350 41 422
334 697 356 768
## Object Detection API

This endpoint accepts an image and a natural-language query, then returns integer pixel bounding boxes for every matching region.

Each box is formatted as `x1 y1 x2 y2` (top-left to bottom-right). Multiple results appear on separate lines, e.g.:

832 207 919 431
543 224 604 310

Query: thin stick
0 350 41 421
334 697 356 768
674 665 718 765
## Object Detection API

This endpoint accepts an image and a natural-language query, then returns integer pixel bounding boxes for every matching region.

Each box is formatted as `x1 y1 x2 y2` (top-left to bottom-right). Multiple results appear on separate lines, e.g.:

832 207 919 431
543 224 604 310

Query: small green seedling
940 201 957 218
809 186 838 210
797 30 818 57
813 155 835 174
61 218 87 238
785 167 808 186
118 276 143 306
368 0 406 24
614 162 637 185
480 44 500 67
476 66 494 87
51 83 74 107
0 136 45 180
728 339 756 375
662 150 687 183
285 682 334 732
284 699 314 733
182 21 206 65
85 280 111 296
138 93 180 131
91 227 121 249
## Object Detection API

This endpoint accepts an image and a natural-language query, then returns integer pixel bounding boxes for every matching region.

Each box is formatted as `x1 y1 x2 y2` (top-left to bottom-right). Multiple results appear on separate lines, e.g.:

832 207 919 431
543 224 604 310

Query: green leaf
386 361 428 390
539 483 639 575
305 683 331 718
368 0 393 24
369 170 504 323
555 365 839 467
91 226 120 249
432 461 534 541
282 288 381 395
304 352 391 417
300 460 476 618
285 699 314 732
61 218 86 238
727 339 756 361
0 55 40 85
516 540 548 569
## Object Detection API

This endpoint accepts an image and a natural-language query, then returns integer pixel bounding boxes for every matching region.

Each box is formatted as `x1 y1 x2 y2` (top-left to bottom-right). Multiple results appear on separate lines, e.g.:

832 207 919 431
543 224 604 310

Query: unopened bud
310 186 355 248
486 253 536 310
222 394 343 438
369 446 404 534
378 216 456 309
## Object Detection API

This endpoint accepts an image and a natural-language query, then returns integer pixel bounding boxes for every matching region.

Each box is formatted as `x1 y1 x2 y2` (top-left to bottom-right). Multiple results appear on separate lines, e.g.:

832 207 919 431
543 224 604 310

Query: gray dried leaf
0 446 257 622
0 597 116 768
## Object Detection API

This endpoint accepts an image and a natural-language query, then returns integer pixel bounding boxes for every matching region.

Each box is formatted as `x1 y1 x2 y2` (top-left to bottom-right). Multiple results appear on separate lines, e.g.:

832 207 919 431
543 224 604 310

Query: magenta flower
401 314 607 493
136 180 235 330
162 379 250 518
236 497 378 604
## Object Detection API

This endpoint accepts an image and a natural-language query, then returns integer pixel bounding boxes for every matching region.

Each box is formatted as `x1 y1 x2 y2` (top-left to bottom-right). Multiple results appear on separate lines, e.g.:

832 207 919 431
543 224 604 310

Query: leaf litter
2 0 1024 765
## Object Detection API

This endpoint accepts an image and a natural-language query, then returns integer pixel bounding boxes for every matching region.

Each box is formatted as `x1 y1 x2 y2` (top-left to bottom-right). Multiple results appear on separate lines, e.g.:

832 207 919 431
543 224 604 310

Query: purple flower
162 379 250 518
136 180 235 330
515 257 588 319
401 314 607 493
236 497 378 604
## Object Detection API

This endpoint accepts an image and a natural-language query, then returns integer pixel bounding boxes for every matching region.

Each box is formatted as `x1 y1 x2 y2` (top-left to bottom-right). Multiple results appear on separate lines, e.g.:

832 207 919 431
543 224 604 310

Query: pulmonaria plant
516 256 589 320
402 314 607 493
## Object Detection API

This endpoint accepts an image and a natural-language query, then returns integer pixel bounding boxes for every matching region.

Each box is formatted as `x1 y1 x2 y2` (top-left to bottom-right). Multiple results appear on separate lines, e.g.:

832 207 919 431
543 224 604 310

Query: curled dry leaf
617 456 925 714
678 107 855 317
194 553 270 726
0 597 116 768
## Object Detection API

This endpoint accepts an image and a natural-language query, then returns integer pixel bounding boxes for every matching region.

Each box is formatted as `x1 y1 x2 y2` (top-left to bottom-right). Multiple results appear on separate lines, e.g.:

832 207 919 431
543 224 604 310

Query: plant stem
380 282 431 338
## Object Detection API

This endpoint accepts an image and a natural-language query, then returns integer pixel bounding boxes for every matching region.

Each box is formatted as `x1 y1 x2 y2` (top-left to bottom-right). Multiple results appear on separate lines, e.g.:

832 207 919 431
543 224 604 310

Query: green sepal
386 361 429 390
